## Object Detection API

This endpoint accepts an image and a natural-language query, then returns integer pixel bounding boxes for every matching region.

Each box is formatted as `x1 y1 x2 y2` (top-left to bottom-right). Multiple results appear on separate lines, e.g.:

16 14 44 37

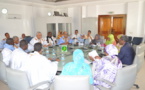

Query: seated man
22 43 58 89
1 38 15 66
3 32 10 41
30 32 51 47
77 34 86 45
20 33 26 40
71 30 80 44
13 36 19 48
85 30 93 44
118 35 135 65
57 31 73 45
0 33 10 49
46 32 56 46
10 40 29 70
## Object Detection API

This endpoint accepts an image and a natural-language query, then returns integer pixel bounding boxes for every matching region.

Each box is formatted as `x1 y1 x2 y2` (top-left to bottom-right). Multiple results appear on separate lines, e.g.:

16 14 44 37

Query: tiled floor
0 62 145 90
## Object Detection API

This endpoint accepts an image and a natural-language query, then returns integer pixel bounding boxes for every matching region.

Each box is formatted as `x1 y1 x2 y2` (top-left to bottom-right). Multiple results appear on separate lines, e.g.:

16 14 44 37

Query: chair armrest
95 79 115 90
122 64 129 67
96 85 110 90
28 81 51 90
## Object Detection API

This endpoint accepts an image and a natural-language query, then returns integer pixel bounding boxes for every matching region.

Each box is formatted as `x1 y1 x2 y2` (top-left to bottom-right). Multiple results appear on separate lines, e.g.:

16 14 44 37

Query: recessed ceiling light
48 12 51 16
2 9 8 14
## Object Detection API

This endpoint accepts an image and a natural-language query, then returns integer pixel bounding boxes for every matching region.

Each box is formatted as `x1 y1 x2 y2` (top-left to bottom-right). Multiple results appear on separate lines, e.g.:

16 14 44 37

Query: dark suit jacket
118 42 135 65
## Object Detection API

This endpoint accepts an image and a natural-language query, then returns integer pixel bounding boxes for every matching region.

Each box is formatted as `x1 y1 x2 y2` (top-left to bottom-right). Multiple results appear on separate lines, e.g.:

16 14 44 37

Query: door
98 14 126 41
98 15 112 39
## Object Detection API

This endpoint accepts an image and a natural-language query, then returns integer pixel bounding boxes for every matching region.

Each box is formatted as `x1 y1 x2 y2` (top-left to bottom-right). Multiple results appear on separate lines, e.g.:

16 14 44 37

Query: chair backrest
0 53 3 61
54 75 90 90
111 64 137 90
133 52 144 73
0 60 7 84
127 36 132 44
24 36 33 43
6 68 30 90
136 44 145 54
132 37 143 45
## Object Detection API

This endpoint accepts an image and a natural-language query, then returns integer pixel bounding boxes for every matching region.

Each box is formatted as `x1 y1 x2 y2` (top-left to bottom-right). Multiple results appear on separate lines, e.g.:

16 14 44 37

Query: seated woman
105 34 116 46
89 44 122 89
61 49 93 84
57 31 73 45
91 34 103 45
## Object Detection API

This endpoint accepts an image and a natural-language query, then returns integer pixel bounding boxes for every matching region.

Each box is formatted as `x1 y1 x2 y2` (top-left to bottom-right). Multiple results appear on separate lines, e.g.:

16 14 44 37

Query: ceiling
0 0 139 7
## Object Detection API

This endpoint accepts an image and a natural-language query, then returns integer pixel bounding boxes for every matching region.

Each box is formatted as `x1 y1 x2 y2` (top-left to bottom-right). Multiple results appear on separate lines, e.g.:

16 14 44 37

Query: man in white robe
71 30 80 44
10 40 29 70
13 36 20 48
1 38 15 66
30 32 51 47
22 43 58 89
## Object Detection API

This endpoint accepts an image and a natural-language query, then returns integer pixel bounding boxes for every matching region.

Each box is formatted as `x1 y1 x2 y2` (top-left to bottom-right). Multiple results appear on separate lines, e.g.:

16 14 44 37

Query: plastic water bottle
45 48 49 57
52 49 56 59
61 54 65 65
61 54 65 60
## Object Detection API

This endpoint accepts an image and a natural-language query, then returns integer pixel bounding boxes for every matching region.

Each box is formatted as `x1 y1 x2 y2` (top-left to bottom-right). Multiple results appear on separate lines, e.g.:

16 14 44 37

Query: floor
0 62 145 90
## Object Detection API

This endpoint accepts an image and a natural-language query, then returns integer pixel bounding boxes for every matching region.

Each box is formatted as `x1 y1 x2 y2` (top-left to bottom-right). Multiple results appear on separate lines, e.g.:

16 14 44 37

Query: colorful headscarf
105 34 115 45
93 44 122 89
61 49 93 84
105 44 118 56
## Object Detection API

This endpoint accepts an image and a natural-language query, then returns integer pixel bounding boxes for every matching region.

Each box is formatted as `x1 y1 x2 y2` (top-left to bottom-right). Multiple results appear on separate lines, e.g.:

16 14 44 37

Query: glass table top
42 45 104 71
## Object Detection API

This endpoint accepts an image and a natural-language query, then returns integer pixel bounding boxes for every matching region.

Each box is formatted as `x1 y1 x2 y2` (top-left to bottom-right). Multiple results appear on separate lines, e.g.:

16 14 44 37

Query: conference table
42 45 105 71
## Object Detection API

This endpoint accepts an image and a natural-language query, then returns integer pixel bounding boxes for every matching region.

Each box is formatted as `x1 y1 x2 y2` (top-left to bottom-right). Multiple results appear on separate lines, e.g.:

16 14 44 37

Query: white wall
0 3 68 40
1 1 145 41
68 7 82 34
98 3 127 15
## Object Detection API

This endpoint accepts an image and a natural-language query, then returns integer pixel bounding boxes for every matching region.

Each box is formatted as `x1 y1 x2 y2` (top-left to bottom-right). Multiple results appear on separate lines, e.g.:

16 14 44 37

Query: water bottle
52 49 56 60
61 54 65 65
97 42 101 49
101 44 104 53
61 54 65 61
45 48 49 57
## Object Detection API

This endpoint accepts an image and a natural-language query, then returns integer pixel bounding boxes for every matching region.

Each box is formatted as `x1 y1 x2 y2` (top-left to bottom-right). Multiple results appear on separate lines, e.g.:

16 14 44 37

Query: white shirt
10 48 29 70
22 51 58 89
1 48 12 66
71 34 80 44
46 36 56 46
71 34 80 39
30 37 49 46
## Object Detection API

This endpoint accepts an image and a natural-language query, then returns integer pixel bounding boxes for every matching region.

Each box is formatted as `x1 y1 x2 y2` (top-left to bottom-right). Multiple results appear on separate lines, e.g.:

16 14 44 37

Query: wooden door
98 15 112 39
98 14 126 41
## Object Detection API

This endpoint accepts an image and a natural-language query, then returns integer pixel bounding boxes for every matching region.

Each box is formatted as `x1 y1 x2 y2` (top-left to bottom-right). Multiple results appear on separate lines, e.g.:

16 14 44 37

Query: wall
69 1 145 38
0 3 68 40
0 1 145 41
68 7 82 34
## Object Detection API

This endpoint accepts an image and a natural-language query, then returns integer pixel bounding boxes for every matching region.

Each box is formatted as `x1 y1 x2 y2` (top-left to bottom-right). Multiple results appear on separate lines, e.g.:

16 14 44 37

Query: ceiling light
2 9 8 14
48 12 52 16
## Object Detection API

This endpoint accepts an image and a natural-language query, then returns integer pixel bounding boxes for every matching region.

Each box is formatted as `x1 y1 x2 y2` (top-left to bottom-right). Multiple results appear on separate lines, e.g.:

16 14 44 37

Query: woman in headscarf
89 44 122 90
105 34 116 46
91 34 103 45
61 49 93 84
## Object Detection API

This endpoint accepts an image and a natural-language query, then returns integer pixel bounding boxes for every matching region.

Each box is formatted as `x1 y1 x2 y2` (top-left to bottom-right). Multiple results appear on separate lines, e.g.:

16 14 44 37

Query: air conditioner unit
7 14 22 19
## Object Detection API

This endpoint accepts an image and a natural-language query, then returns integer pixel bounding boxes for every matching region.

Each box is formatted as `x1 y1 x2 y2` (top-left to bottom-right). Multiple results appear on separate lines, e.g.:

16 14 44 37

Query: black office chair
132 37 143 45
127 36 133 44
24 36 33 43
